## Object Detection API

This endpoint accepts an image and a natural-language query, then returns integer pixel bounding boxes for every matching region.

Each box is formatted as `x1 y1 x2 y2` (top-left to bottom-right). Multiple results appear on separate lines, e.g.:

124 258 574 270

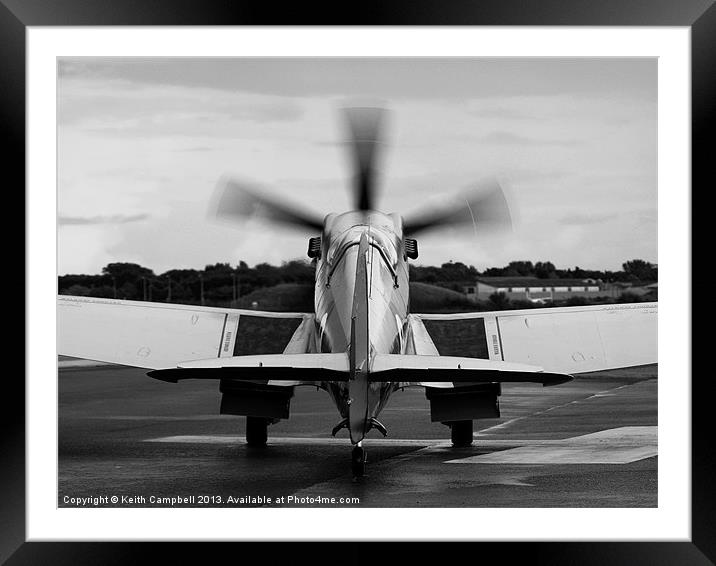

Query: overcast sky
57 58 657 275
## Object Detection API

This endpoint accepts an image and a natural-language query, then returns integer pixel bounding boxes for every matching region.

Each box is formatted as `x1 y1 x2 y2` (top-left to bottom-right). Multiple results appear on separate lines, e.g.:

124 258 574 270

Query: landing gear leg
246 416 268 447
351 442 367 478
450 420 473 447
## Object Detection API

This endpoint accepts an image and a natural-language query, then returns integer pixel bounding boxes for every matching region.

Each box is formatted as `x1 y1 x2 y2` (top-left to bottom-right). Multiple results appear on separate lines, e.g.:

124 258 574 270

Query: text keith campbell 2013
62 495 361 506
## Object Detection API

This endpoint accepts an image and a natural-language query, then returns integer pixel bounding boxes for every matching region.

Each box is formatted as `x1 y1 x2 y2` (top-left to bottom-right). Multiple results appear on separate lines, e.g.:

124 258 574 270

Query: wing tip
146 369 179 383
542 372 574 387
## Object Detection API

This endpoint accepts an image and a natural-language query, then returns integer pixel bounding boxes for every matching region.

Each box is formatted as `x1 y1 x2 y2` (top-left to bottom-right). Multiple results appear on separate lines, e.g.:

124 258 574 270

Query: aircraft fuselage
313 211 410 444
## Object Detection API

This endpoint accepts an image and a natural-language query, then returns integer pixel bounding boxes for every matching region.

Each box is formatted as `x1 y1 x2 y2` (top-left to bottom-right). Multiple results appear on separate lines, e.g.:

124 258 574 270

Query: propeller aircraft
58 107 657 478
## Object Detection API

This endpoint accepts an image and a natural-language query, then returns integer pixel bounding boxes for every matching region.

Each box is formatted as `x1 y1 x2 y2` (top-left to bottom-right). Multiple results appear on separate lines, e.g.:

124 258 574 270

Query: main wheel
351 445 366 478
450 420 473 447
246 416 268 447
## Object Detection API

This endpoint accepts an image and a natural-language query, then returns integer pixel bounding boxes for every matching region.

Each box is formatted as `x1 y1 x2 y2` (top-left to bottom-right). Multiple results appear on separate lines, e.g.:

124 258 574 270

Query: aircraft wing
58 296 316 370
409 302 657 377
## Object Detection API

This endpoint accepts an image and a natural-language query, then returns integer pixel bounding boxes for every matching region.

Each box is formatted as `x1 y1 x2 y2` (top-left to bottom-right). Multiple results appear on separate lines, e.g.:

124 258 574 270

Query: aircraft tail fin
369 354 572 387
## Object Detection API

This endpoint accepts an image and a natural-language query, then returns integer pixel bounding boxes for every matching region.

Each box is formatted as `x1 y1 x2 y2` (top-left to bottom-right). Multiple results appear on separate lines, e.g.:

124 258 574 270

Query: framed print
7 0 712 563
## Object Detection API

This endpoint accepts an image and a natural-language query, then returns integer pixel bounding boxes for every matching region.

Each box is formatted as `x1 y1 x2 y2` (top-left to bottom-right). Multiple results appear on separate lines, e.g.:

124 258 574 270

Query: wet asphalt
58 363 657 508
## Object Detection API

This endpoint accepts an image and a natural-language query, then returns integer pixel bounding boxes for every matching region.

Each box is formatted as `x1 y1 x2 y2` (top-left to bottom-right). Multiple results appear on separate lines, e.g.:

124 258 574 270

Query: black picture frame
6 1 711 563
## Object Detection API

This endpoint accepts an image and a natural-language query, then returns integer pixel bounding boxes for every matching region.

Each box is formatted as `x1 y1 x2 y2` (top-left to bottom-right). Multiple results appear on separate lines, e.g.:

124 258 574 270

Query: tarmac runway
58 362 657 508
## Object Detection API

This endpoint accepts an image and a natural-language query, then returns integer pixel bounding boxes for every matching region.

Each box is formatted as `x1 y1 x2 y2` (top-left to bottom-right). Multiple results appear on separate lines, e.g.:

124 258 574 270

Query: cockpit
327 225 400 271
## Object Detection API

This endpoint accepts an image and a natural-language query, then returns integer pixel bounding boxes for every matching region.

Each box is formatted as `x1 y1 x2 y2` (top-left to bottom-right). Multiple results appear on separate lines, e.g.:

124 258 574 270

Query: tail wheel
351 445 367 478
246 416 268 447
450 420 473 447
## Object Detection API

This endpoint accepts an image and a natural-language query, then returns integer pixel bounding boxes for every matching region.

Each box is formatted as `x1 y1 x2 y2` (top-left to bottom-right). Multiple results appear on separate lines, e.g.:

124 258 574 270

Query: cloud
559 212 620 226
231 102 303 123
504 168 571 183
173 146 216 152
59 214 150 226
635 211 657 226
466 106 536 121
105 203 309 273
57 58 656 101
481 131 578 147
74 101 304 137
58 77 305 139
56 59 657 274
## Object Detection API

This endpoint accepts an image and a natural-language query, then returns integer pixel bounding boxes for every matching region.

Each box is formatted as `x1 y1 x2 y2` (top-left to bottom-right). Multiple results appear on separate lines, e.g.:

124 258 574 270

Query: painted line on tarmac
145 426 657 464
145 435 449 447
475 383 634 437
90 415 239 421
447 426 657 465
90 411 339 421
144 435 579 448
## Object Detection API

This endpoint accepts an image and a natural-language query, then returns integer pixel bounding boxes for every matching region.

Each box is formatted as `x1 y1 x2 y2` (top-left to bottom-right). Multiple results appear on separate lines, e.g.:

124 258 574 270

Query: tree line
409 259 656 291
58 261 314 306
58 258 657 307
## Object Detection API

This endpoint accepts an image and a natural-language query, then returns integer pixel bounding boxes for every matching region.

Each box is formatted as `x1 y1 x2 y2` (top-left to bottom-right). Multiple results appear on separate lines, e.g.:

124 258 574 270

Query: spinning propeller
210 106 513 238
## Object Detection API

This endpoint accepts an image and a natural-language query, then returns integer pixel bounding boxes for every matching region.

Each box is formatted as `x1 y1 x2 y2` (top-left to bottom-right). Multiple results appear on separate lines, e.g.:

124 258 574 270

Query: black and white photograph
55 55 660 509
0 0 705 557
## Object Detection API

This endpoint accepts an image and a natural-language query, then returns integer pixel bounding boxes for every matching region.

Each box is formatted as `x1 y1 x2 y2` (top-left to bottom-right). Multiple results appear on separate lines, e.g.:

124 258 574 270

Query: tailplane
147 353 349 384
369 354 572 387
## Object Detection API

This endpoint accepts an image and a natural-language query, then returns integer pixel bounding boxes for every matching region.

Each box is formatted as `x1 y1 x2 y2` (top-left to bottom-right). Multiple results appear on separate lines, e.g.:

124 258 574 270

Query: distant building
463 276 601 303
600 281 657 298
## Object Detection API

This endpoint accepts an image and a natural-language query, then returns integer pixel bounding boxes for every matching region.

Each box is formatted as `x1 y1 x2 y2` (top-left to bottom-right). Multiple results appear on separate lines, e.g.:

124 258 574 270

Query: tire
450 420 473 447
351 445 366 477
246 416 268 447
